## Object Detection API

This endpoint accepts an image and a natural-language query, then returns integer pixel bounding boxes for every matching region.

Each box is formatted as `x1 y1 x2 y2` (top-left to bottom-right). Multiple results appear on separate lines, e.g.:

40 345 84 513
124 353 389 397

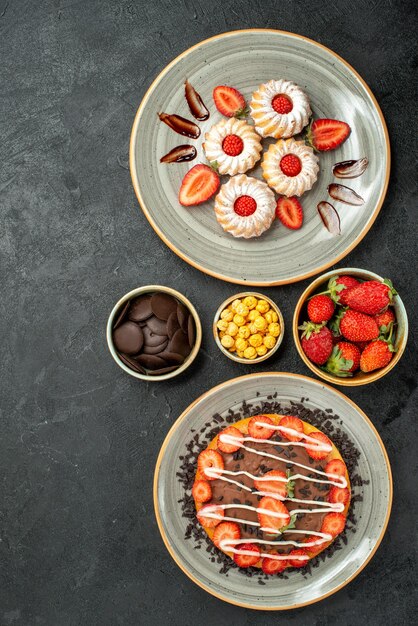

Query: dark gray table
1 1 417 624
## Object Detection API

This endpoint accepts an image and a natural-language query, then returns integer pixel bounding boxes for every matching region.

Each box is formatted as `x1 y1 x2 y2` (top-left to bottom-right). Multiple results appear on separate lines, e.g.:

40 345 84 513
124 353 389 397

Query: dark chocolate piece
169 328 192 357
188 315 196 347
129 295 153 322
142 339 169 355
118 353 146 374
113 322 144 355
143 325 167 347
146 315 169 335
151 293 178 320
157 351 185 365
167 311 180 338
113 301 130 330
177 303 189 331
147 365 179 376
135 354 167 370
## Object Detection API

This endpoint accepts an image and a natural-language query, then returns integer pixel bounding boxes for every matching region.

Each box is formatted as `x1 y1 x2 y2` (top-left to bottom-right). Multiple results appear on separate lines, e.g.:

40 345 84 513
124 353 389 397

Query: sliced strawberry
328 486 350 506
248 415 274 439
275 196 303 229
257 496 290 532
178 164 220 206
196 504 224 528
305 431 332 460
213 85 246 117
191 480 212 503
212 521 241 550
254 470 287 498
233 543 260 568
217 426 243 454
303 536 326 556
261 552 288 574
278 415 304 442
197 449 224 481
288 548 309 568
325 459 347 479
321 512 346 537
308 119 351 151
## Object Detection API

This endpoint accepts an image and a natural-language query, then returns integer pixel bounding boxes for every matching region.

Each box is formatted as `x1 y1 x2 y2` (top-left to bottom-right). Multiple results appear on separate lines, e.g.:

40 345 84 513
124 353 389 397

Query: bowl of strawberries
292 268 408 386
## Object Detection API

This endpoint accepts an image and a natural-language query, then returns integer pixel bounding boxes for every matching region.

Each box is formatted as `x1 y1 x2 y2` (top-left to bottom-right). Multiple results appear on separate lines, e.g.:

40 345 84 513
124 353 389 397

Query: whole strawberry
375 308 396 332
344 280 396 315
340 310 380 342
299 322 333 365
325 342 361 377
307 295 335 323
360 339 395 372
327 275 359 305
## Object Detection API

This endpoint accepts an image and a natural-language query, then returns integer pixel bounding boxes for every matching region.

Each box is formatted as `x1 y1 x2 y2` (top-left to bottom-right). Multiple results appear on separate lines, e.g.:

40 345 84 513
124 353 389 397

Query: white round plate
154 372 392 610
131 30 389 285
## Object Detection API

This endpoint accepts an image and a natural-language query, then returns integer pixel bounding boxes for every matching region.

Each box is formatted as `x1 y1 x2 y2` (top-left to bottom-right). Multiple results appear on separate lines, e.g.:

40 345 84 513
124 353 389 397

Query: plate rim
130 28 391 286
153 371 393 610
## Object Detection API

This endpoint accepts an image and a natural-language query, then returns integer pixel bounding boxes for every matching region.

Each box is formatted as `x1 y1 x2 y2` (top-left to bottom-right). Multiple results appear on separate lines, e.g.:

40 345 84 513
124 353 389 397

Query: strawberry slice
288 548 309 568
275 196 303 229
321 512 346 537
191 480 212 503
325 459 347 479
213 521 241 550
213 85 246 117
279 415 304 442
257 496 290 532
261 552 288 574
308 119 351 151
305 431 332 460
178 164 220 206
197 449 224 480
254 470 287 498
196 504 224 528
328 486 350 506
248 415 274 439
233 543 260 568
217 426 243 454
303 536 326 556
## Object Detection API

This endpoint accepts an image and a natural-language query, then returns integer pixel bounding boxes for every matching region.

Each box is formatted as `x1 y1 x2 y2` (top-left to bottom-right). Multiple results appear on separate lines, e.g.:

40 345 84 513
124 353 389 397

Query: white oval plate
131 30 389 286
154 372 392 610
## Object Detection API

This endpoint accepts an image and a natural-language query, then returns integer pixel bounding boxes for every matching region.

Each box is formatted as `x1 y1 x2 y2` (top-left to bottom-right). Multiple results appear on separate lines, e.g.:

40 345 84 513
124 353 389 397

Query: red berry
280 154 302 177
234 195 257 217
344 280 394 316
325 341 361 377
213 85 246 117
217 426 243 454
196 504 224 528
340 310 380 342
288 549 309 568
257 496 290 532
300 323 333 365
305 431 332 460
375 308 395 330
328 486 350 506
254 470 287 498
303 536 325 556
197 449 224 481
328 275 360 305
360 339 395 373
248 415 274 439
308 118 351 151
272 94 293 114
275 196 303 229
321 512 346 537
233 543 260 568
192 480 212 503
325 459 347 479
307 294 335 323
222 134 244 156
261 552 288 574
278 415 304 442
179 164 220 206
212 521 241 549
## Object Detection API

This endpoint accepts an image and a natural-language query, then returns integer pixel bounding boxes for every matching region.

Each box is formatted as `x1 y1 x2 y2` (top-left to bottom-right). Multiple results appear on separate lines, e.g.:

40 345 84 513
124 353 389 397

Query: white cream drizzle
199 420 348 559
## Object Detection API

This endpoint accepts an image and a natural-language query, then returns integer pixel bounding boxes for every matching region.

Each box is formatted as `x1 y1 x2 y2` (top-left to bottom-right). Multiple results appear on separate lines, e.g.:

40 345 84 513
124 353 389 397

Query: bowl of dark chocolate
107 286 201 381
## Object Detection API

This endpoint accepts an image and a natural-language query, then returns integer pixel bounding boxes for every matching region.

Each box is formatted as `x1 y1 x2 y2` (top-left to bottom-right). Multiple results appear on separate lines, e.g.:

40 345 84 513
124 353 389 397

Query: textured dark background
1 1 417 624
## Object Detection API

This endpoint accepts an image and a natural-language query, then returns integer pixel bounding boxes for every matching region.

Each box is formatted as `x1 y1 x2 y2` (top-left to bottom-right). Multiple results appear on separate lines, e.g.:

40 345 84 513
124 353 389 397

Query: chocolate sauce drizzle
184 80 210 121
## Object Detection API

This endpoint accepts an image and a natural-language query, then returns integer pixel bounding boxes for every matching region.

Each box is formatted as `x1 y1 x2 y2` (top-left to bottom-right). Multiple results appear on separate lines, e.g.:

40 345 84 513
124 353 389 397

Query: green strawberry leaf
286 469 295 499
